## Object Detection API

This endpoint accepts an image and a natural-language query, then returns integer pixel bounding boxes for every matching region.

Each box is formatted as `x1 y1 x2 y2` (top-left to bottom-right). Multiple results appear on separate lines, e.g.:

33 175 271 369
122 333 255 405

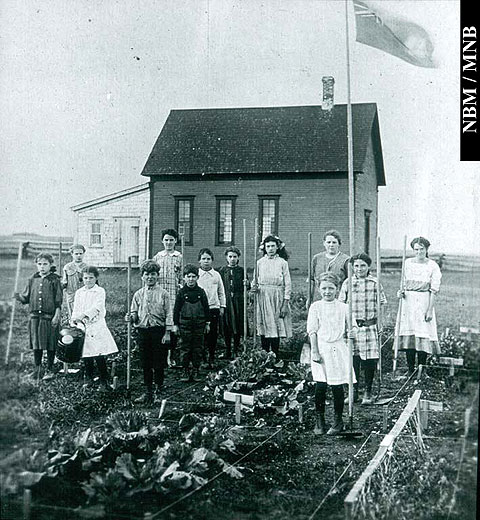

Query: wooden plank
438 357 464 367
387 390 422 439
344 446 388 503
460 326 480 335
223 391 255 406
421 399 443 412
345 390 422 509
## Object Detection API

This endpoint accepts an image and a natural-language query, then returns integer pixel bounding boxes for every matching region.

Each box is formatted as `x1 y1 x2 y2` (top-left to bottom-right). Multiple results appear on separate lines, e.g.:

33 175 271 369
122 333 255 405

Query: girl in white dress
252 235 292 356
71 266 118 388
396 237 442 374
307 272 357 435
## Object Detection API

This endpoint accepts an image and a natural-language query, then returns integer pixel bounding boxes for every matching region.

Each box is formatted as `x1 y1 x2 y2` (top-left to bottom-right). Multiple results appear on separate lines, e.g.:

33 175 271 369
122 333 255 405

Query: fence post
298 404 304 424
415 398 424 450
383 407 389 432
419 400 429 430
23 489 32 520
235 395 242 424
344 500 354 520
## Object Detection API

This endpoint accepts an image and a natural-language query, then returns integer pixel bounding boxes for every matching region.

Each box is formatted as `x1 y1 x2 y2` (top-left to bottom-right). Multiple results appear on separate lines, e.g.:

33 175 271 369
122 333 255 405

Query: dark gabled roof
141 103 385 186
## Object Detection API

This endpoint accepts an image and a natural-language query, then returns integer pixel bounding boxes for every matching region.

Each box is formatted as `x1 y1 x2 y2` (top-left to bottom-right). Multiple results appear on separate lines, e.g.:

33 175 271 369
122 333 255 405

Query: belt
356 318 377 327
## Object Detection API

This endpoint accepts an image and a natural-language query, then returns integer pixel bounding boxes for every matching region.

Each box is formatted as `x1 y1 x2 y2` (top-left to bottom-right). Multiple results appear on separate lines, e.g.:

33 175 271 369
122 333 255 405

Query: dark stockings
315 382 344 415
34 350 55 369
84 356 109 382
260 336 280 356
406 349 427 373
353 355 377 392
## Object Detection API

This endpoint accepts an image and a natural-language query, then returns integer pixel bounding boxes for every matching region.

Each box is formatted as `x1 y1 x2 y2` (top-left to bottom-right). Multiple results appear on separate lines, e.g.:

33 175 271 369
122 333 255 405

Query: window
175 197 194 246
364 210 372 254
259 196 280 238
89 219 104 247
216 196 236 245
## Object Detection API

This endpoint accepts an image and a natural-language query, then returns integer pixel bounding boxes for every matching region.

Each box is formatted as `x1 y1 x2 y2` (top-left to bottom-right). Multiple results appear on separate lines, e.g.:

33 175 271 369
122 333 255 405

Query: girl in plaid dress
339 253 387 404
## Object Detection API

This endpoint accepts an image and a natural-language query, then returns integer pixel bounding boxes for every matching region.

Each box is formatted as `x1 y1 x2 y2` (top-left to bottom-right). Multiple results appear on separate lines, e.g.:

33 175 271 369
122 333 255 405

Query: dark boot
135 389 153 405
344 385 360 404
314 412 327 435
181 367 192 382
327 413 344 435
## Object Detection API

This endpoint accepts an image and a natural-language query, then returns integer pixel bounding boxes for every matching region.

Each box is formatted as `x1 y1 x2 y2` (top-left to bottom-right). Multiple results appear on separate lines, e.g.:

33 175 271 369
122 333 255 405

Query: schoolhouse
142 86 385 271
71 183 149 267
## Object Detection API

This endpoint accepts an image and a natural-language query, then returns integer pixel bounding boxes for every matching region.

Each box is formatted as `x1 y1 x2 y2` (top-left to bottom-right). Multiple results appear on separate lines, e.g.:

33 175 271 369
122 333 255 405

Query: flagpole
345 0 355 429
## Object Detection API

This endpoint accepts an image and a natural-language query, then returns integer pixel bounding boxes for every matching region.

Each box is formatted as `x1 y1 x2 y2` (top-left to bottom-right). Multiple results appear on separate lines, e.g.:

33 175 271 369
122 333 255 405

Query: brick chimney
322 76 335 111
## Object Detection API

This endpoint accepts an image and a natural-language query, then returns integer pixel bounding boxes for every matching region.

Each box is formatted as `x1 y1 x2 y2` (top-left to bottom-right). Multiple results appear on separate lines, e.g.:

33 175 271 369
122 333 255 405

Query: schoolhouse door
113 217 140 265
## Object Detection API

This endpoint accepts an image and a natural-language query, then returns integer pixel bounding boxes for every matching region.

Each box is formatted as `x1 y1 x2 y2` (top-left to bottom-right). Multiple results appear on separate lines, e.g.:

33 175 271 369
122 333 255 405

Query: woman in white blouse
396 237 442 374
71 266 118 388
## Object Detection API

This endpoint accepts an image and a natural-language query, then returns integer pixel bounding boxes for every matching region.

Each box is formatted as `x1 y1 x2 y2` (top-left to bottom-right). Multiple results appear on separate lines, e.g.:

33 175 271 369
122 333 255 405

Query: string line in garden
386 366 419 405
12 496 144 520
447 387 479 519
426 364 480 373
149 427 284 519
307 432 374 520
369 431 466 441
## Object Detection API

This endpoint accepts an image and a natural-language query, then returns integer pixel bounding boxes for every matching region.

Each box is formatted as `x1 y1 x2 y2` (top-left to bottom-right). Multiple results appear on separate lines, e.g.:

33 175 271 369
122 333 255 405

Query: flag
353 0 436 68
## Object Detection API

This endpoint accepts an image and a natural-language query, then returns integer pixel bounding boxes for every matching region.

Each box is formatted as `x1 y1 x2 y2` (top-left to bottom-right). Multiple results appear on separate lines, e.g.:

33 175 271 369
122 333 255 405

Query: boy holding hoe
126 260 172 405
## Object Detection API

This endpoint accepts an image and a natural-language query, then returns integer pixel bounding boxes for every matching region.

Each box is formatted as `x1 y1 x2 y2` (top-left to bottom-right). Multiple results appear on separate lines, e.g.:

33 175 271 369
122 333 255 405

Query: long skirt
395 291 440 355
256 285 292 338
311 338 356 386
29 315 58 351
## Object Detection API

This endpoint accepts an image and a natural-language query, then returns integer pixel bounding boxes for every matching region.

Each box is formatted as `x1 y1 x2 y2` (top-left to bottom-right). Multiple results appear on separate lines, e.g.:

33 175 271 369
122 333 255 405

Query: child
339 253 387 404
62 244 87 316
396 236 442 373
15 253 62 380
218 246 250 359
252 235 292 356
153 229 183 366
307 272 357 435
310 230 350 303
126 260 172 404
173 264 210 381
197 248 226 368
71 266 118 389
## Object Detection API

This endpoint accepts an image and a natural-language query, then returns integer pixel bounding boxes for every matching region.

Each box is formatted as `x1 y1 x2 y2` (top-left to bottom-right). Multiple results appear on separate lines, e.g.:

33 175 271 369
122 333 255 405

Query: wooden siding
74 189 149 267
150 173 362 272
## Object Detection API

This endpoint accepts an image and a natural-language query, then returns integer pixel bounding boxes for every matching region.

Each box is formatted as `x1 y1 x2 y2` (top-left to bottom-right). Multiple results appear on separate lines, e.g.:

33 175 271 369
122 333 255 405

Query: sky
1 0 479 255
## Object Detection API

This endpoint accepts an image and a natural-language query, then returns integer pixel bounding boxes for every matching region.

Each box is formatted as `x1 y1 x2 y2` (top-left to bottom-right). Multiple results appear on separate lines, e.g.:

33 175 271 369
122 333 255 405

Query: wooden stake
158 398 167 419
112 376 119 390
243 219 248 351
111 361 116 377
298 404 304 424
253 217 259 348
58 242 63 273
392 235 407 378
383 407 389 432
126 257 132 390
235 394 242 424
5 242 23 365
23 488 32 520
307 232 312 307
179 225 185 274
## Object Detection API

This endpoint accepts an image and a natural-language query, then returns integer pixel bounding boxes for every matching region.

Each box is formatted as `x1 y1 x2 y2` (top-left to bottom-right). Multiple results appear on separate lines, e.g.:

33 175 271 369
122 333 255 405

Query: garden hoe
374 236 395 406
338 263 362 439
126 256 132 397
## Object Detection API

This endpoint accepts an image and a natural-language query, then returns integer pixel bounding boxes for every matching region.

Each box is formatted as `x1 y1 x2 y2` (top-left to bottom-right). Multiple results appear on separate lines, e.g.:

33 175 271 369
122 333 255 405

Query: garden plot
0 263 479 519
